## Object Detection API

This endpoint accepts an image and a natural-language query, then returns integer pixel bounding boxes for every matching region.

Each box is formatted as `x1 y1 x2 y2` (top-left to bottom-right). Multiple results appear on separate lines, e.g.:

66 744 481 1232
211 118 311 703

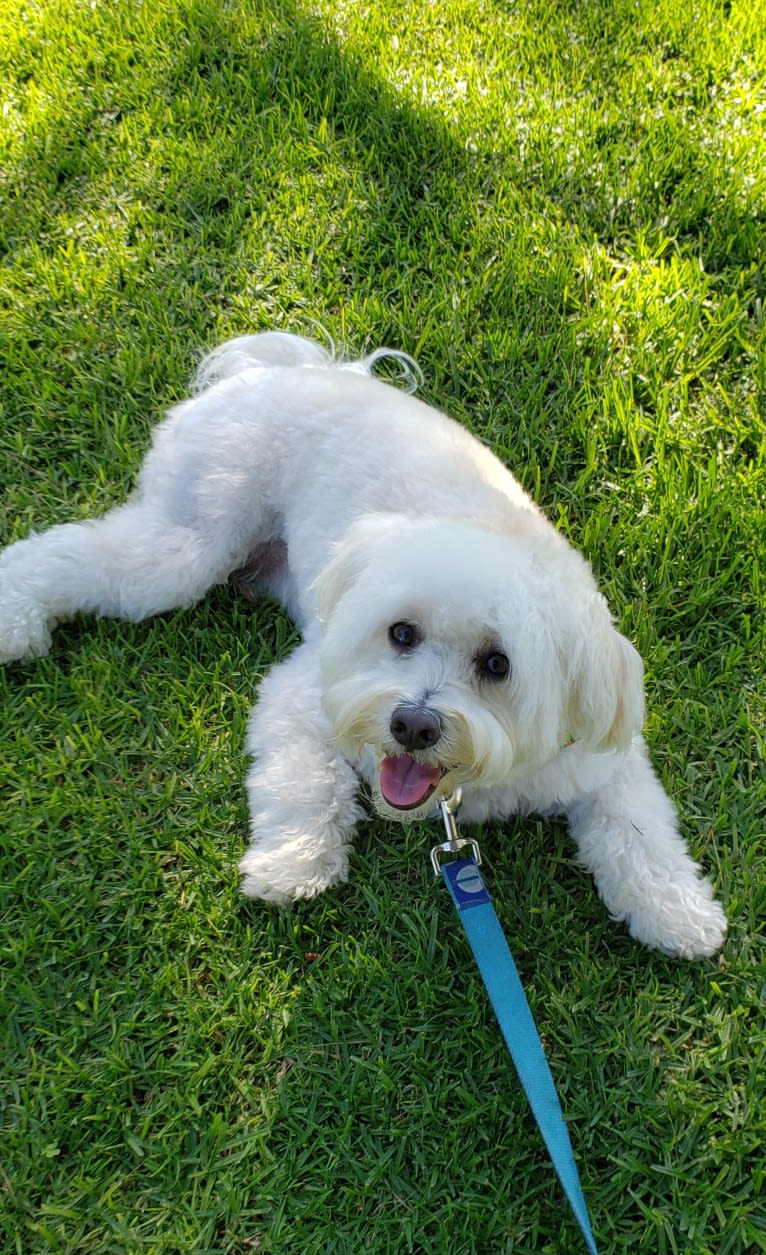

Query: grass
1 0 764 1250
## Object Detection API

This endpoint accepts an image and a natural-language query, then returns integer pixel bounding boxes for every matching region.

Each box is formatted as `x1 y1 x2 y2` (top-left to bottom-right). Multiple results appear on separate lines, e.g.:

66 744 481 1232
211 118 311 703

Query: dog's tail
193 330 423 394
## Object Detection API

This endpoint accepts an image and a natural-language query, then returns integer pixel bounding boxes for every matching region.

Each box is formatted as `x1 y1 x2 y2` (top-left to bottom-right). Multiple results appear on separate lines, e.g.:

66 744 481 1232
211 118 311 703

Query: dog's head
316 513 644 820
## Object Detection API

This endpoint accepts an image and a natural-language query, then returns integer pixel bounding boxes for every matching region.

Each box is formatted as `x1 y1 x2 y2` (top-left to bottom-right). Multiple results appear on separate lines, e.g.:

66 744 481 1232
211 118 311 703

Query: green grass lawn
1 0 764 1250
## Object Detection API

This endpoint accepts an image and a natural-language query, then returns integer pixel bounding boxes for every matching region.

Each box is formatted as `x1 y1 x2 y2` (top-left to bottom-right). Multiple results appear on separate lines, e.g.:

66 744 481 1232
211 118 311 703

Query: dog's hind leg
239 640 364 904
0 498 246 664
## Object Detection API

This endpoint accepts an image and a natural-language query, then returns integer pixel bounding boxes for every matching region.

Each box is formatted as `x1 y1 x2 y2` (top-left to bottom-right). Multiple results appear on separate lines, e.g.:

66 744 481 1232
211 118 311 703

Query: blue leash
432 791 599 1255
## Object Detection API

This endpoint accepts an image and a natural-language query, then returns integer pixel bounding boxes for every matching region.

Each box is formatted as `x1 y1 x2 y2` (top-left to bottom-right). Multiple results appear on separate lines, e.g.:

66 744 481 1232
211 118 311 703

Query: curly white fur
0 331 726 958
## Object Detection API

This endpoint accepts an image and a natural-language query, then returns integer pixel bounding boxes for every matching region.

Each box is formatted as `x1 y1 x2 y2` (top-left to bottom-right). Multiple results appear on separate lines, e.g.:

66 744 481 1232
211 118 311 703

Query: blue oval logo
455 864 484 895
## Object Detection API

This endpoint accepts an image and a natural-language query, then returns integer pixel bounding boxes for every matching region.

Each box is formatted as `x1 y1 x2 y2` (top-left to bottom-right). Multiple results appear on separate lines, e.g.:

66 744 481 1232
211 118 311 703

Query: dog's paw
622 880 727 960
238 840 349 905
0 595 53 665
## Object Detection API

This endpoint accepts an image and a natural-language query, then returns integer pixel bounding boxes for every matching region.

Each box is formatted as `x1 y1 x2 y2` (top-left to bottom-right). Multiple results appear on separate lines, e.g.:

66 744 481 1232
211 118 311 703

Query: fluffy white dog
0 331 726 958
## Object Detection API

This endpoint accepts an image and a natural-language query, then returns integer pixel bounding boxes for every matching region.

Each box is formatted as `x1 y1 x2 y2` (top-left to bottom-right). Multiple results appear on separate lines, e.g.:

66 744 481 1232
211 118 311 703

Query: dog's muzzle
379 704 446 810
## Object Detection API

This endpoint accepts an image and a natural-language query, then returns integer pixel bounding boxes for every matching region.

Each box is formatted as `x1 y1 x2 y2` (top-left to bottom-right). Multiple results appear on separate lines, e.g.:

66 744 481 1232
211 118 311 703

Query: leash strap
433 797 598 1253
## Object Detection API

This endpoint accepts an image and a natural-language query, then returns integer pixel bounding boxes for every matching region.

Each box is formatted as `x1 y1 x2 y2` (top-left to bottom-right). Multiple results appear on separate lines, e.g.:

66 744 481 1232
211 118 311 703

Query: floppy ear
313 513 405 626
567 595 645 751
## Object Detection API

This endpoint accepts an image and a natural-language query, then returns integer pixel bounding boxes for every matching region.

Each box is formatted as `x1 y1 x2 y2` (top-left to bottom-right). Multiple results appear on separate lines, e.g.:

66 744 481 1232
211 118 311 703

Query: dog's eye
477 650 511 681
389 621 421 651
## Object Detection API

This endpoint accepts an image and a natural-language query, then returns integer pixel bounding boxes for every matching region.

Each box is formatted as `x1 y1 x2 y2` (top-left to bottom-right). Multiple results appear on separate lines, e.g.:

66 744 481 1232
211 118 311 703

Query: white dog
0 331 726 958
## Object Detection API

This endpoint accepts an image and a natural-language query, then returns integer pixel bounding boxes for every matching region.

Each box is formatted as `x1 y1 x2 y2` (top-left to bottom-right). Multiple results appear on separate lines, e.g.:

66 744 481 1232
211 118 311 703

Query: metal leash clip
430 787 482 876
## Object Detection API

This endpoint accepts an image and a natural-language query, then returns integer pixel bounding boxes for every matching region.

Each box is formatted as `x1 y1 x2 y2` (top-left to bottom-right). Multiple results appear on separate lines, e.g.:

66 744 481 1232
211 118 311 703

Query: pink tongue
380 755 443 809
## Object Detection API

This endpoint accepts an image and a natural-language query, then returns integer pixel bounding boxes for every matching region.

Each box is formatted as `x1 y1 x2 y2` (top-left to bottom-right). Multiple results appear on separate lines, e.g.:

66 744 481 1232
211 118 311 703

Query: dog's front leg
567 738 727 958
239 640 364 904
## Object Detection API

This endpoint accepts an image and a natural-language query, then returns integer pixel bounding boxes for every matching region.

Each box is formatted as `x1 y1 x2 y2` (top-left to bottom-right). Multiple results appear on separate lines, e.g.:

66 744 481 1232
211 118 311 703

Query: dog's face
316 513 644 821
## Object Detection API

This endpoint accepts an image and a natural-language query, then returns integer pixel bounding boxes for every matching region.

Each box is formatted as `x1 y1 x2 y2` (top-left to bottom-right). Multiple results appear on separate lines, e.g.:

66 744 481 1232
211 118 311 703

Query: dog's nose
389 704 442 753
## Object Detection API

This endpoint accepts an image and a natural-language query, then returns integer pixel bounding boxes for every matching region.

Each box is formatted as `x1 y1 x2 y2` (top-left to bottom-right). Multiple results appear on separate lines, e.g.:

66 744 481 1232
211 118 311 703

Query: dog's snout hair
389 703 442 753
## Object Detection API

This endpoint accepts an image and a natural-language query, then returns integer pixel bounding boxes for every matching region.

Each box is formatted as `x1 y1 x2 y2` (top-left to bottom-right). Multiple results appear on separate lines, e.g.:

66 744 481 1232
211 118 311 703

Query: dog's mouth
379 754 444 811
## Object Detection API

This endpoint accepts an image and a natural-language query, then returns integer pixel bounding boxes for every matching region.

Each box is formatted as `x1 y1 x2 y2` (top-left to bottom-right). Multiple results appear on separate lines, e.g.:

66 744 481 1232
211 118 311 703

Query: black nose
389 704 442 753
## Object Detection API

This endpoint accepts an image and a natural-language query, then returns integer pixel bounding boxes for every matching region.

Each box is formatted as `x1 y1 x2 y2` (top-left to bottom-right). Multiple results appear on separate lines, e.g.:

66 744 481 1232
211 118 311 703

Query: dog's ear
567 596 645 751
314 513 403 626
